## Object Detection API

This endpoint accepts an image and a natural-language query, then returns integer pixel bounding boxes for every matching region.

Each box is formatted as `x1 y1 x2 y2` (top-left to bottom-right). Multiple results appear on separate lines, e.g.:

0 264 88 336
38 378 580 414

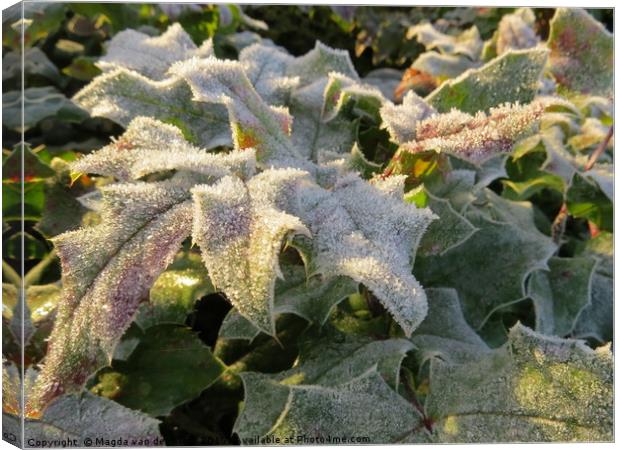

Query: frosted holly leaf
3 47 63 85
3 86 88 132
411 52 480 80
426 324 612 442
234 369 423 445
71 117 256 182
23 391 162 445
286 41 358 87
426 48 548 114
425 169 478 213
97 23 214 81
73 69 231 147
289 78 356 160
274 326 413 389
171 57 304 166
408 189 477 257
192 176 310 336
304 175 436 336
415 189 556 330
219 309 262 341
28 178 195 414
528 256 597 338
321 72 385 122
239 43 298 105
390 100 545 165
134 251 214 330
573 232 613 343
410 288 490 366
380 91 436 144
547 8 612 97
482 8 539 60
407 23 483 61
566 172 613 230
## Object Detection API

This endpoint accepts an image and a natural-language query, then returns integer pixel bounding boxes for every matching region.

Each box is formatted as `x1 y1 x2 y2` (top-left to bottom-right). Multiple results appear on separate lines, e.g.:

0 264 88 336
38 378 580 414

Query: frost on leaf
23 391 162 445
235 369 423 444
380 90 436 144
192 176 310 336
73 69 231 147
285 41 358 87
426 324 612 442
482 8 539 60
573 232 613 343
411 52 480 80
72 117 256 182
239 43 298 105
170 57 303 166
407 23 483 61
426 48 548 114
97 23 214 80
302 175 436 336
28 179 194 414
415 189 556 330
273 326 413 389
388 100 545 165
547 8 613 97
528 256 596 338
411 288 490 365
321 72 385 122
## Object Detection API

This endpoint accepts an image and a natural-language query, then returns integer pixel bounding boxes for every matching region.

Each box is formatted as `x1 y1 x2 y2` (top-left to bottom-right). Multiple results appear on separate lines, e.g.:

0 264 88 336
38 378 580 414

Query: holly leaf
3 47 63 85
426 324 612 442
573 232 613 343
20 391 162 446
566 172 612 230
73 69 232 148
92 325 225 417
547 8 612 97
411 52 480 80
411 288 490 365
192 175 310 336
528 256 597 337
3 87 87 132
426 48 548 114
234 369 423 444
415 189 556 330
28 178 195 414
407 23 482 60
97 23 214 80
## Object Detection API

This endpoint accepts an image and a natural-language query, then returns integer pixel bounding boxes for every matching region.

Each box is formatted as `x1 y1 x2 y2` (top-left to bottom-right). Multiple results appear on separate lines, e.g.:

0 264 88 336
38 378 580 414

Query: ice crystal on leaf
97 23 214 80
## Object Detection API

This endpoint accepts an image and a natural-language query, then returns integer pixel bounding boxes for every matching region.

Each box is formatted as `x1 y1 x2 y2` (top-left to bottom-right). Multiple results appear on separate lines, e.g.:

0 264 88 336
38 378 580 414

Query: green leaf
528 256 597 337
482 8 539 60
21 390 162 444
3 143 55 183
219 309 262 341
411 288 490 365
566 172 612 230
412 190 477 256
426 324 612 442
415 189 556 330
547 8 612 97
235 369 423 444
285 41 358 87
3 47 63 85
426 48 547 114
3 87 88 132
61 56 102 81
92 325 225 417
73 69 231 148
134 251 214 330
274 265 357 326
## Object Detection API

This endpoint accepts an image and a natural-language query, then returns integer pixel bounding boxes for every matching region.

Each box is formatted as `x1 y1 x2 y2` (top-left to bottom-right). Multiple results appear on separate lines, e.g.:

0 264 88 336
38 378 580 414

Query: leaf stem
584 125 613 172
